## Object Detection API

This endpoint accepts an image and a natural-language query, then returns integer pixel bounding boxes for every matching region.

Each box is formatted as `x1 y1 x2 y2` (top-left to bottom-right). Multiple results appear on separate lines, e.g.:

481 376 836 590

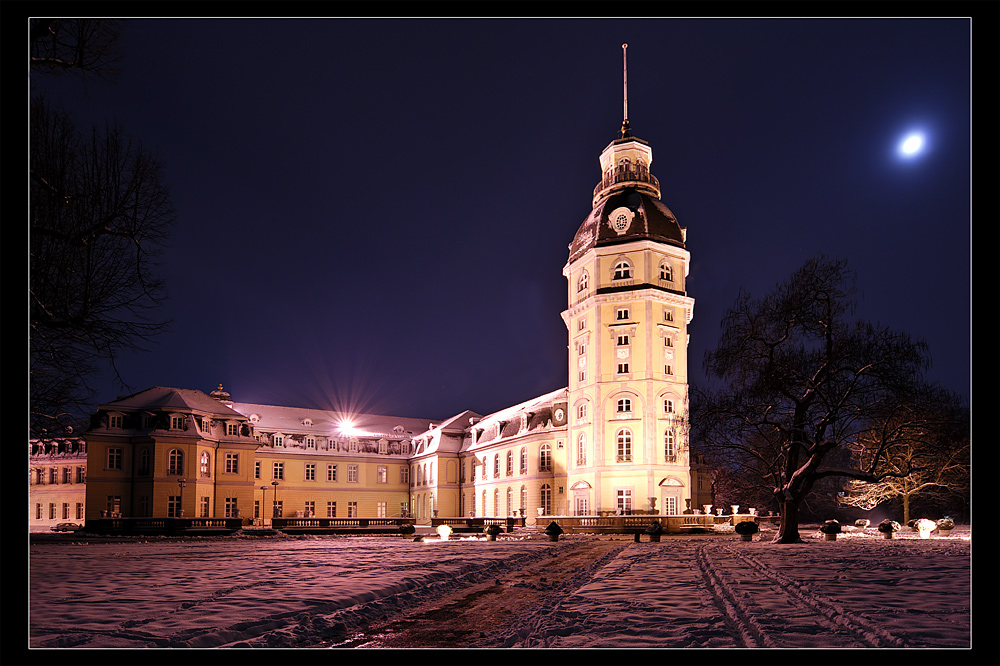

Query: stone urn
544 521 564 542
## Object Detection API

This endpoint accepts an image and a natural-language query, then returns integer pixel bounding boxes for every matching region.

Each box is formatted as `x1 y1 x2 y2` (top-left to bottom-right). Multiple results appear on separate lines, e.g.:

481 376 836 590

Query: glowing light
897 131 927 158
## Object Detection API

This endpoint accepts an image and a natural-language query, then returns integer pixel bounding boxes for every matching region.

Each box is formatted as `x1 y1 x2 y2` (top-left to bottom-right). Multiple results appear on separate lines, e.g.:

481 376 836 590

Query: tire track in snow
695 544 776 648
721 545 908 648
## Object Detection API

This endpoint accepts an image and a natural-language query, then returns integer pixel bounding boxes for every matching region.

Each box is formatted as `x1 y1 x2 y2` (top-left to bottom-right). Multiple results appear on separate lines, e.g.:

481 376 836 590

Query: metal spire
620 43 631 138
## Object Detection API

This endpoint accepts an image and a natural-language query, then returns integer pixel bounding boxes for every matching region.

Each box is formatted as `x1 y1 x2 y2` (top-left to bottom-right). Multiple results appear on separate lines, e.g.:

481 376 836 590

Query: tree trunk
902 493 911 525
773 498 804 543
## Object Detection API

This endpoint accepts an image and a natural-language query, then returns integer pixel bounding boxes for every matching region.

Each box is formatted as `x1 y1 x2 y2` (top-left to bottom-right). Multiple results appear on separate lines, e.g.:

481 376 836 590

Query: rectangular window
255 461 261 479
399 466 409 484
272 462 284 480
139 496 150 517
663 496 677 515
227 423 239 436
200 496 210 517
347 502 358 518
106 447 123 470
327 501 337 517
35 503 42 519
305 463 316 481
225 453 239 474
616 489 633 514
63 467 72 484
377 502 387 518
109 415 123 428
578 318 585 331
377 465 388 484
578 343 586 355
579 371 585 382
76 503 84 520
348 464 359 483
665 365 673 375
49 503 57 520
50 468 59 484
617 363 629 374
664 310 674 322
167 496 180 518
62 503 69 519
304 501 315 517
76 466 86 483
664 336 673 347
254 500 260 520
306 437 316 449
171 416 184 429
225 497 238 518
273 500 282 518
616 334 629 346
327 464 338 482
616 308 630 321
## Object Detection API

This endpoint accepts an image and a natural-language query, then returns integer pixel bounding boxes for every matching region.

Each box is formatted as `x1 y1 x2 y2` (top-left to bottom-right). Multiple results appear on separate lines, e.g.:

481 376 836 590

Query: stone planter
939 529 952 537
824 533 837 541
882 531 893 539
740 534 753 542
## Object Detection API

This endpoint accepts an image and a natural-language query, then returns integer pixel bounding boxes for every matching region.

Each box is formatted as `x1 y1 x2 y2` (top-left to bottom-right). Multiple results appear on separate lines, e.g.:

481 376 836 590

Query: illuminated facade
29 438 88 530
79 56 707 524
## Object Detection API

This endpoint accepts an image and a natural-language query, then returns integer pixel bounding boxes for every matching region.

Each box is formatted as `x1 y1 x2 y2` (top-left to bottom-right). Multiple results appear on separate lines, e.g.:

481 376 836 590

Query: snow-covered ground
28 524 972 650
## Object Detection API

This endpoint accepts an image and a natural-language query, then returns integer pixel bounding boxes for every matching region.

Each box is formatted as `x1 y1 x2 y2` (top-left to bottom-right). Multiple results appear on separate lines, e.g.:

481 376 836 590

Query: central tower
561 45 695 516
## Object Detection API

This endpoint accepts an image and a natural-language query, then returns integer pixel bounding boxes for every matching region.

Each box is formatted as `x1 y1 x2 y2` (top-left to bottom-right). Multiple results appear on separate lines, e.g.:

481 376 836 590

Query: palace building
76 49 711 527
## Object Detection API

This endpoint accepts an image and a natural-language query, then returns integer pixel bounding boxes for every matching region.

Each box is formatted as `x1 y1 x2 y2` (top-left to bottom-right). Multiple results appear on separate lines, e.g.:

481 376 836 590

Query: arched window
482 456 487 479
494 489 500 516
665 428 676 461
200 451 210 477
577 432 587 466
539 443 552 472
506 487 513 515
520 447 527 474
520 485 527 513
659 262 673 282
617 398 632 413
577 270 589 293
664 398 674 414
506 450 513 476
493 454 500 478
613 260 632 280
167 449 184 476
616 429 632 462
482 490 487 515
577 402 588 422
540 484 552 515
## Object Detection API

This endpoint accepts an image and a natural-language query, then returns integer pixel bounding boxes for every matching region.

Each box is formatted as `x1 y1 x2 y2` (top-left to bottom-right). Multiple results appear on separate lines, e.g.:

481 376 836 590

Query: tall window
659 262 673 281
167 449 183 475
200 451 211 477
272 461 284 480
347 501 358 518
137 448 150 476
255 461 261 479
521 486 527 513
539 443 552 472
616 429 632 462
540 484 552 515
577 270 589 293
494 489 499 516
613 260 631 280
520 447 527 474
377 465 388 484
225 452 239 474
167 496 181 518
664 398 674 414
327 464 338 482
327 501 337 517
663 496 677 515
304 501 316 517
347 464 359 483
577 403 587 422
107 447 123 471
493 454 500 478
226 497 238 518
665 428 676 462
400 466 409 484
506 451 513 476
305 463 316 481
377 502 387 518
200 496 209 517
481 457 487 479
577 432 587 466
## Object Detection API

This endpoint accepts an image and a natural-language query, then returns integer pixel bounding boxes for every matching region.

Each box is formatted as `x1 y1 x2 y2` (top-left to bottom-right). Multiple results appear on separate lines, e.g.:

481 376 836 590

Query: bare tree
30 98 173 435
693 256 935 543
30 18 123 76
840 386 969 524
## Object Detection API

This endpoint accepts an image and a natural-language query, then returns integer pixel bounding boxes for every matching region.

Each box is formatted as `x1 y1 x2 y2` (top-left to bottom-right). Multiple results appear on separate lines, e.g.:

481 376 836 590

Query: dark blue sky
33 18 972 420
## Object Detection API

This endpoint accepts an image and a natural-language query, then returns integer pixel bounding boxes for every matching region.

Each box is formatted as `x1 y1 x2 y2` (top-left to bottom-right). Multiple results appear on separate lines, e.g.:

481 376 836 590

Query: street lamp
271 480 280 520
178 478 187 518
260 486 269 525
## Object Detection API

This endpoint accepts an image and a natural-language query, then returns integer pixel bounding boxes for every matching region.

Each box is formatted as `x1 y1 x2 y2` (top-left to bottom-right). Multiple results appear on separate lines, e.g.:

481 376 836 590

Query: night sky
32 18 972 421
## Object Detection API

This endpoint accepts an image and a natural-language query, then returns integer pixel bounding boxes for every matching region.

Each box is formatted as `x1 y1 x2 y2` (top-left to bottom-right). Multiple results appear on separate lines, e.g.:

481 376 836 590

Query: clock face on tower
554 408 564 422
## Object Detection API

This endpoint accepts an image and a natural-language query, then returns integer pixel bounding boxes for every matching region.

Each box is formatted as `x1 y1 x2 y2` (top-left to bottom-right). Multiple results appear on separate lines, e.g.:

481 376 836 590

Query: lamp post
271 480 280 520
260 486 269 526
178 478 187 518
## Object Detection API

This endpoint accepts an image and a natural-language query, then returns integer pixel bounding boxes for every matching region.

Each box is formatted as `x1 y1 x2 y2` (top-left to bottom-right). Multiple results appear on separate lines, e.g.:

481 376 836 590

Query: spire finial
620 43 631 138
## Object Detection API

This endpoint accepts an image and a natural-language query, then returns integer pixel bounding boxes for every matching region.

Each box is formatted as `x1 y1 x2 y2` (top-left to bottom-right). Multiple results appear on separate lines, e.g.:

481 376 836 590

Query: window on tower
578 271 589 293
659 262 673 282
616 307 630 321
617 398 632 413
613 261 632 280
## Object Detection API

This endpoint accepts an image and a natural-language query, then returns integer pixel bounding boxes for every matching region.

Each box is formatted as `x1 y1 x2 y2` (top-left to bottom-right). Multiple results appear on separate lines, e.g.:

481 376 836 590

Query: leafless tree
693 257 936 543
30 18 123 77
840 386 969 524
30 98 173 435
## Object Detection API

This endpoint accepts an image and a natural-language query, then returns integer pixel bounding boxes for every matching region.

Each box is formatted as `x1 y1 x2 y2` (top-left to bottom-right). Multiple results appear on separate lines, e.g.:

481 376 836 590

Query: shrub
877 519 901 533
645 520 664 535
819 520 842 535
483 524 502 537
936 518 955 531
399 523 415 536
854 519 870 529
734 520 760 535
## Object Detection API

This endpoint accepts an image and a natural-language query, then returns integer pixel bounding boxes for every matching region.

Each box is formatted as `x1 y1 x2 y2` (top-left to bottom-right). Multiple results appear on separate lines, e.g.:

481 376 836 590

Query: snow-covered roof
230 401 437 441
98 387 248 419
464 387 568 452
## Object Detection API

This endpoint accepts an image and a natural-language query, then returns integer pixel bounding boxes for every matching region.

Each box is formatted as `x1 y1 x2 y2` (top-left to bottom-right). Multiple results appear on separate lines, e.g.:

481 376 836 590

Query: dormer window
306 437 316 449
171 416 185 430
109 415 123 429
226 423 239 436
302 418 313 427
273 434 284 447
